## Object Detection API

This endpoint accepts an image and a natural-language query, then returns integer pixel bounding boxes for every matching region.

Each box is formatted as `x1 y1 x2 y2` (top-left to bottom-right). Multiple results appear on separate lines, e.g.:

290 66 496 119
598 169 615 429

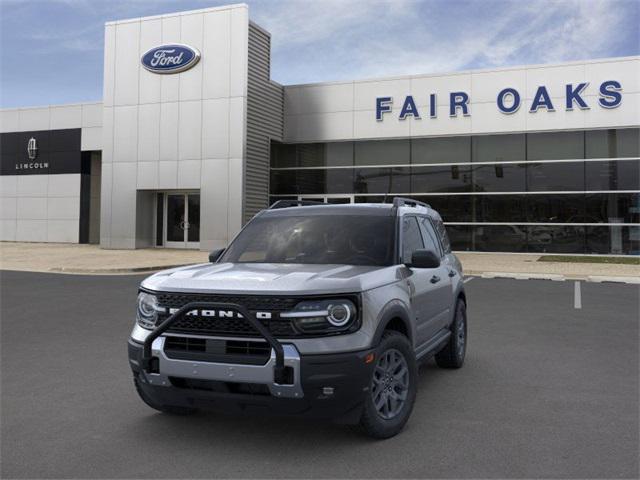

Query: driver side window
402 216 424 263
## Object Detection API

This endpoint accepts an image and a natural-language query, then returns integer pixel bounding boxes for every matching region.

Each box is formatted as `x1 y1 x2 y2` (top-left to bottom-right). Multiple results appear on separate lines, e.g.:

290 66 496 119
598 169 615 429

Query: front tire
435 299 467 369
359 331 417 439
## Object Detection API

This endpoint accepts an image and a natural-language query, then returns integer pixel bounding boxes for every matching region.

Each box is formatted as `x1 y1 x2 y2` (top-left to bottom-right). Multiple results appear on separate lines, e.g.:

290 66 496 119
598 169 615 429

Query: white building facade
1 4 638 254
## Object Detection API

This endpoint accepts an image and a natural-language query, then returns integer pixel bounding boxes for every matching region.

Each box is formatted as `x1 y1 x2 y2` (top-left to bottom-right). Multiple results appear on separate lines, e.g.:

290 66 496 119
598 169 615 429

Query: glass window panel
269 196 296 206
355 139 409 166
472 134 525 162
354 167 410 194
471 225 528 252
418 217 443 256
411 136 470 164
270 142 296 168
432 218 452 253
297 144 325 167
413 195 473 222
527 131 584 160
526 226 585 253
585 192 640 224
326 142 354 166
585 128 640 158
270 170 298 195
472 164 526 192
587 226 640 255
402 216 424 262
187 194 200 242
355 195 386 203
411 165 473 193
527 162 585 191
474 195 528 223
446 225 472 251
526 194 585 222
585 160 640 191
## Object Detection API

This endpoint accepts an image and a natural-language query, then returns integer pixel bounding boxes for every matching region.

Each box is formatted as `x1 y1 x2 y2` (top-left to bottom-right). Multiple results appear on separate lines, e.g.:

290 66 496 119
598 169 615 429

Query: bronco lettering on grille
167 308 272 320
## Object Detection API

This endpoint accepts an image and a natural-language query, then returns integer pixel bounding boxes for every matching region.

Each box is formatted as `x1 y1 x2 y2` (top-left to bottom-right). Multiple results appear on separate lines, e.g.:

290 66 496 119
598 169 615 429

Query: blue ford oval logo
141 44 201 74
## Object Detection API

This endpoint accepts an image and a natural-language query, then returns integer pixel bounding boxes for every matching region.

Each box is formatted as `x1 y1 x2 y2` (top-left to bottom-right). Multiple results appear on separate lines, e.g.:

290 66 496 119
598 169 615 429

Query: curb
48 264 190 274
465 271 640 284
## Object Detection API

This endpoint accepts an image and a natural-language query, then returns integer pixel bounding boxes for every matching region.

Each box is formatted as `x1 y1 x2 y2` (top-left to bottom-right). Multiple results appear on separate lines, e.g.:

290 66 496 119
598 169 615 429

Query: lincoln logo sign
376 80 623 120
141 44 201 74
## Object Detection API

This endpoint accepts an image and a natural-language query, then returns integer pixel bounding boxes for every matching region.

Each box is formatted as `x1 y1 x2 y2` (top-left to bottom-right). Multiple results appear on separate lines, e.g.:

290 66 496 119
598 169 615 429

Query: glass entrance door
164 193 200 248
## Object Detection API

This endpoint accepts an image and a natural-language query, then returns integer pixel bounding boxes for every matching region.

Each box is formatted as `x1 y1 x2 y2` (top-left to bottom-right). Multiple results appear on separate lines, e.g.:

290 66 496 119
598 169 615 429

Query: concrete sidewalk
457 252 640 283
0 242 208 274
0 242 638 281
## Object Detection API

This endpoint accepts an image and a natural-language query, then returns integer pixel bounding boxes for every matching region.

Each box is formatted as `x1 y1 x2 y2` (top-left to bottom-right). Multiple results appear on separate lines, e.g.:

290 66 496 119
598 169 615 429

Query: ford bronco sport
128 197 467 438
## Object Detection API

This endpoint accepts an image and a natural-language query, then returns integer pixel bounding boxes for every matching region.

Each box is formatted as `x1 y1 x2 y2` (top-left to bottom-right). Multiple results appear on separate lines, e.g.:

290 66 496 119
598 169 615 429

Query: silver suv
128 197 467 438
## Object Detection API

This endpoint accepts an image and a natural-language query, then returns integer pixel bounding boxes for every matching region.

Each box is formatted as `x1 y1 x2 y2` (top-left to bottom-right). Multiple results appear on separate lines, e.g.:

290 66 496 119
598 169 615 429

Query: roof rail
268 199 325 209
392 197 431 209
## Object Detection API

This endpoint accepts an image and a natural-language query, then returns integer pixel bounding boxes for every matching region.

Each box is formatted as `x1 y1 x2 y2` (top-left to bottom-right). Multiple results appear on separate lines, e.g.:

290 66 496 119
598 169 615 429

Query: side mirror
407 249 440 269
208 248 225 263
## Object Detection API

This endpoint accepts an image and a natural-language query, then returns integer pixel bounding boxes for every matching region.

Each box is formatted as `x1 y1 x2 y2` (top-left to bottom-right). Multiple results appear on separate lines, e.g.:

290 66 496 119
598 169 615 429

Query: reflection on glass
526 194 585 222
526 226 585 253
355 140 410 166
411 137 470 164
585 192 640 224
353 167 410 194
585 128 640 158
587 226 640 255
472 225 528 252
527 162 585 191
472 134 525 162
472 164 526 192
188 194 200 242
527 131 584 160
166 195 185 242
585 160 640 191
411 166 472 193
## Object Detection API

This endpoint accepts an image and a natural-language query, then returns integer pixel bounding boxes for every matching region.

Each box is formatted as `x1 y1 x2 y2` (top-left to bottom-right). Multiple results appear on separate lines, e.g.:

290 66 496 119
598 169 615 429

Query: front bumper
128 338 374 422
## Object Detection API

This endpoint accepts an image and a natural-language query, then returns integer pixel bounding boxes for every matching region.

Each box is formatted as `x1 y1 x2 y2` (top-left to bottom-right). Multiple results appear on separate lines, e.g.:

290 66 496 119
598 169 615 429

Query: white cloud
252 0 634 84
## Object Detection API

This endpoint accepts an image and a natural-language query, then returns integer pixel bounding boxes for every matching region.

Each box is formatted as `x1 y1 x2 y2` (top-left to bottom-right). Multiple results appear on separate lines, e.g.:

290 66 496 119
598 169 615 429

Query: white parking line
574 281 582 309
463 277 474 283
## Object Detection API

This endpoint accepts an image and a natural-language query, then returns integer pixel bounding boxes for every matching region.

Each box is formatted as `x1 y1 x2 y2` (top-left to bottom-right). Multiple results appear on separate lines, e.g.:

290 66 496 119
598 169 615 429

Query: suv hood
141 262 402 295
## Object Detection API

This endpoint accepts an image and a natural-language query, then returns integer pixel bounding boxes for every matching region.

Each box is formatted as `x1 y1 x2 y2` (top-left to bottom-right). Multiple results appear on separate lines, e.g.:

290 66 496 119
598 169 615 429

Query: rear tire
435 299 467 369
359 331 417 439
134 377 198 415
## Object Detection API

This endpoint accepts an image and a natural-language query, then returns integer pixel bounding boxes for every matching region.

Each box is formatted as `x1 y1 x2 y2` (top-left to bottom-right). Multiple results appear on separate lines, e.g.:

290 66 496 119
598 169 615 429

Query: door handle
448 270 457 277
430 275 441 284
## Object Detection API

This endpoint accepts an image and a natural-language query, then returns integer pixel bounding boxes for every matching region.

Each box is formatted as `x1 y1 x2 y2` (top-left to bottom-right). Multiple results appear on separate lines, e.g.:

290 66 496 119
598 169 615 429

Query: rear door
418 216 454 332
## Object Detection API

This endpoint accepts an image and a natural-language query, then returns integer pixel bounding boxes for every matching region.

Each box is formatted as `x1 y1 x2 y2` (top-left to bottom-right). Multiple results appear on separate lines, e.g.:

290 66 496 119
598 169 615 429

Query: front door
164 193 200 249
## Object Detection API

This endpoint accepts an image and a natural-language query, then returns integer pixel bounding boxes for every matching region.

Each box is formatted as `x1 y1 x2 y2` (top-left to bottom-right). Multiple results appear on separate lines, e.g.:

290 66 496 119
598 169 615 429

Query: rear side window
433 218 452 253
418 217 443 257
402 216 424 263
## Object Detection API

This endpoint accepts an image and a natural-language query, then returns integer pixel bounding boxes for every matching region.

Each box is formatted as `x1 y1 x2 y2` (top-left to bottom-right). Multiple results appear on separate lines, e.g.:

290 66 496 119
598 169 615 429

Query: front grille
155 292 299 337
155 293 299 311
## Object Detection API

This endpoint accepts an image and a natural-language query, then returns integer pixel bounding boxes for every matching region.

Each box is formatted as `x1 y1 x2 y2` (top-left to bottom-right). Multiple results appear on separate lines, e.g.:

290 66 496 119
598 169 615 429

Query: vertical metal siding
244 23 284 223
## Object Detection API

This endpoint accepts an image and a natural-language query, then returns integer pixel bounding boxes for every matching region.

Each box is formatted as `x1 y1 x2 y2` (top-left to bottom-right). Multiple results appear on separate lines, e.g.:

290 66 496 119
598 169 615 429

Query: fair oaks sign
376 80 623 121
141 44 201 74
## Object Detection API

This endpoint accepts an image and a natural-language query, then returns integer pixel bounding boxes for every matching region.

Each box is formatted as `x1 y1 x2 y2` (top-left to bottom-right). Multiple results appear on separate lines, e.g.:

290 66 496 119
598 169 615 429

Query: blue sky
1 0 638 108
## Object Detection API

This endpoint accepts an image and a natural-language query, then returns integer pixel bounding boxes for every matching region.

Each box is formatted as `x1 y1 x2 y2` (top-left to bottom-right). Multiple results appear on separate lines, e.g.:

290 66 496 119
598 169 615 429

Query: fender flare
371 300 414 347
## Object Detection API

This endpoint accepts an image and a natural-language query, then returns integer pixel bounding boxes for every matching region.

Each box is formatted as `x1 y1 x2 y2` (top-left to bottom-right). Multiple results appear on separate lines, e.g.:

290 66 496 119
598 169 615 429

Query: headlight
136 291 158 329
281 298 357 334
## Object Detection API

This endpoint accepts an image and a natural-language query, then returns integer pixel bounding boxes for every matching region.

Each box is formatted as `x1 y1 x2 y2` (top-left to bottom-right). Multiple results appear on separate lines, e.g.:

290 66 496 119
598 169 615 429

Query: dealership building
1 4 638 254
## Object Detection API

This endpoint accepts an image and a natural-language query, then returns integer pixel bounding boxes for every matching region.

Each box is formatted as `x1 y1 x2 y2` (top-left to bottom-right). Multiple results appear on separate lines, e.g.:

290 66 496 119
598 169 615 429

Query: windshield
220 215 396 266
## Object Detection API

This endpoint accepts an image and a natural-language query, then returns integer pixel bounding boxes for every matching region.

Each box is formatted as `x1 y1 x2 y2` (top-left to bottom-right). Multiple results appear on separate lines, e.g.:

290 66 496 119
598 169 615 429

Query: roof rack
392 197 431 209
268 199 325 209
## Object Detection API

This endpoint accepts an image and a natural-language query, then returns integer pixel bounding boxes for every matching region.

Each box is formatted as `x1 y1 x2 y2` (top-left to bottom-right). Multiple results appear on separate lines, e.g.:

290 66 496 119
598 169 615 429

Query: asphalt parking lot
1 271 638 479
